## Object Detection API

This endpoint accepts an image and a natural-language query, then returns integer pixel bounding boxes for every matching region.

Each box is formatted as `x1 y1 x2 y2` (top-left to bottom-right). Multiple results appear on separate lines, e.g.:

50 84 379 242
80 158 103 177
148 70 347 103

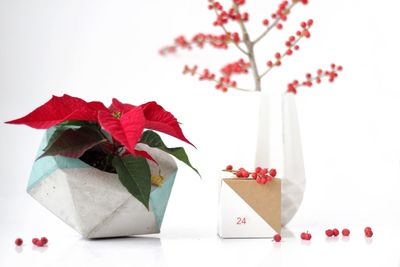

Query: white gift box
218 178 281 239
27 128 177 238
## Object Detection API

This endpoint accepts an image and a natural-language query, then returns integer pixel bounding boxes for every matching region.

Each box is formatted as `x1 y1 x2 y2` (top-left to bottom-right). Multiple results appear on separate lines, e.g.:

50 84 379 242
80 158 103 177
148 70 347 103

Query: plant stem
234 3 261 92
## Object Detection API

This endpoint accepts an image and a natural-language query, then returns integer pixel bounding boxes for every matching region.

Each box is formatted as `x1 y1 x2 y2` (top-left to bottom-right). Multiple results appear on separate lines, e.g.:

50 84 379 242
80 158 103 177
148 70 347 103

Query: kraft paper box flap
223 178 281 233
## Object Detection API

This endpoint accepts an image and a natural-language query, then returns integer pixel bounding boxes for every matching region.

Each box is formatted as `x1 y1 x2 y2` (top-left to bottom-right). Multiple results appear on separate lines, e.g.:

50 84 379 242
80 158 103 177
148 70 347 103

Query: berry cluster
14 236 49 247
225 165 277 184
159 32 241 55
265 19 313 71
221 59 251 77
183 65 240 93
287 64 343 94
208 0 249 27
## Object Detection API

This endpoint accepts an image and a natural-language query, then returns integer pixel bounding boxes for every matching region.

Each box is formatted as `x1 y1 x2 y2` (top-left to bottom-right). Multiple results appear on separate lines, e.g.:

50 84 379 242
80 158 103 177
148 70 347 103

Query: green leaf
38 126 106 159
112 155 151 210
57 120 93 127
140 130 200 176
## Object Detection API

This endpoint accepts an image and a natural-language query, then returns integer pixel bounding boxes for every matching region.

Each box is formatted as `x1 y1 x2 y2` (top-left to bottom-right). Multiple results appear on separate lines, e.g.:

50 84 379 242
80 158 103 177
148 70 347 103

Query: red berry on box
251 173 257 179
273 234 282 242
325 229 333 237
256 177 262 184
260 177 267 184
15 238 23 246
260 168 268 176
242 171 250 178
332 228 339 236
269 169 277 177
342 229 350 236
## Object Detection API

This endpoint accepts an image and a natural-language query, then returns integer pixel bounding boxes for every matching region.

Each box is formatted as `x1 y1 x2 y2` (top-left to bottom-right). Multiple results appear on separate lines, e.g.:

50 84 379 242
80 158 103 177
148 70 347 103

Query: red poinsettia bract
6 94 194 155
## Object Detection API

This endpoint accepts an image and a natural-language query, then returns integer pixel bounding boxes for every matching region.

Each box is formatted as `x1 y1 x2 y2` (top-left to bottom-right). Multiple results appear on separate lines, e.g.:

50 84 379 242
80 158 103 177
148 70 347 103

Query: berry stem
193 69 251 92
233 2 262 92
259 25 309 79
252 2 297 45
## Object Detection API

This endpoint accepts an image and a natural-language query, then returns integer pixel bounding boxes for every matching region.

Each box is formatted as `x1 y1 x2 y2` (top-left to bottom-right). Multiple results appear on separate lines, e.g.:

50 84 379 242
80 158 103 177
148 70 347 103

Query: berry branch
210 2 249 55
161 0 341 94
253 1 298 44
260 19 313 79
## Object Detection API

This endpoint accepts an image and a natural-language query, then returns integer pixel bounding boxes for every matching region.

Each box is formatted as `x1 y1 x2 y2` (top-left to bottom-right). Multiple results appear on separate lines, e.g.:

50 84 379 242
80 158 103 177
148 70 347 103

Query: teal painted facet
27 128 89 191
150 171 177 230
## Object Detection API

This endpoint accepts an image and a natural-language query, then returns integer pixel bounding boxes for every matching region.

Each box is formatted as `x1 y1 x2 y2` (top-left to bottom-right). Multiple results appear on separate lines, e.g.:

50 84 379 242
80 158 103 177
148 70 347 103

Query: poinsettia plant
6 94 198 209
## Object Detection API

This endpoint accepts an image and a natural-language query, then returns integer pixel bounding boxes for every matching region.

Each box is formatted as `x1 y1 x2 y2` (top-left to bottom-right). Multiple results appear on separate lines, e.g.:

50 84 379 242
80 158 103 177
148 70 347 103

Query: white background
1 0 400 266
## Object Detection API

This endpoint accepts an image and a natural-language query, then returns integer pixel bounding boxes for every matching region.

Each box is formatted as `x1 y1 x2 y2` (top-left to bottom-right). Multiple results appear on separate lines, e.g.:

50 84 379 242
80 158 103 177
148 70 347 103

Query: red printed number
236 217 247 225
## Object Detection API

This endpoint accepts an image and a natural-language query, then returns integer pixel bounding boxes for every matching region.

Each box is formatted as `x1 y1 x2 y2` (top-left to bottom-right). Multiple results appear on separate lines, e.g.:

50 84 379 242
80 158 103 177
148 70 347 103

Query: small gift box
218 177 281 238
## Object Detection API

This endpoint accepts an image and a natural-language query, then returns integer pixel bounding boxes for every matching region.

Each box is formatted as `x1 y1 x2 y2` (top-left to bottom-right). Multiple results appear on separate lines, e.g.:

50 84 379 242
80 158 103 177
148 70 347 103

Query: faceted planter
27 128 177 238
218 178 281 238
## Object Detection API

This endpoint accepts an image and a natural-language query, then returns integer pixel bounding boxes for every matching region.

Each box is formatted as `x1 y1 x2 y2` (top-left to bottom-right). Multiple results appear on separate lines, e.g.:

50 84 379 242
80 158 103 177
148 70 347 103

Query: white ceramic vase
255 92 306 226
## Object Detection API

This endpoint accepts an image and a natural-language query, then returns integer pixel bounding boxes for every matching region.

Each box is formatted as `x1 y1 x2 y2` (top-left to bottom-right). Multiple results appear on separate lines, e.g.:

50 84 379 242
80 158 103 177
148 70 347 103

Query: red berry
256 177 262 184
251 173 257 179
262 19 269 26
273 234 282 242
276 23 283 30
301 232 312 240
32 238 39 245
236 171 243 178
300 232 307 240
260 177 267 184
226 165 233 171
41 237 48 245
242 171 249 178
332 228 339 236
342 229 350 236
15 238 23 246
255 167 262 173
364 227 372 233
300 21 307 28
269 168 277 177
364 227 373 237
305 233 312 240
260 168 268 176
365 230 373 238
325 229 333 237
35 240 44 247
307 19 314 26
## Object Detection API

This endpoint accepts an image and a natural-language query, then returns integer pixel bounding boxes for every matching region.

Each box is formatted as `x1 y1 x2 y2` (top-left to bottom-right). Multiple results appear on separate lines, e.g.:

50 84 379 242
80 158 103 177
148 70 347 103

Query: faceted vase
255 92 306 226
27 128 178 238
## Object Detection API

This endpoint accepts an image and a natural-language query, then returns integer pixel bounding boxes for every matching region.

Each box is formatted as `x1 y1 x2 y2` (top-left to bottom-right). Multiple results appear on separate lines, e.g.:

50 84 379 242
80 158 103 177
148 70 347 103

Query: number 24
236 217 247 225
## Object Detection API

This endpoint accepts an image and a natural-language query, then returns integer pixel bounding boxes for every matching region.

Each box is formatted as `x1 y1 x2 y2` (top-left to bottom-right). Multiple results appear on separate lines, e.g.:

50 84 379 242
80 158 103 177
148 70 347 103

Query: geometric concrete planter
27 128 177 238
